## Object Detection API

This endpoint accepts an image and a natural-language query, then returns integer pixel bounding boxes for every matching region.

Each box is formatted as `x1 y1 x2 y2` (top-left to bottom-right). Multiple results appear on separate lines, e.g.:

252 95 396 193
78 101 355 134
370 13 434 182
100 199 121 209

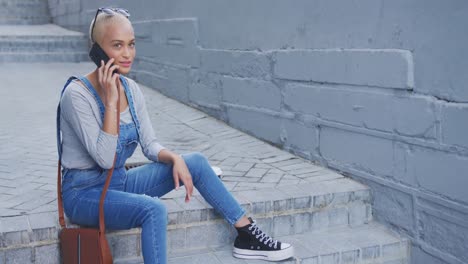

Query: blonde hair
88 10 130 45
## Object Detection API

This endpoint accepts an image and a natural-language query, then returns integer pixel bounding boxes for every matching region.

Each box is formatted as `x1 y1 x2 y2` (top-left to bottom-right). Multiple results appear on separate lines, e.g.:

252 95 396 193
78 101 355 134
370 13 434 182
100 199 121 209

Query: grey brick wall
51 1 468 263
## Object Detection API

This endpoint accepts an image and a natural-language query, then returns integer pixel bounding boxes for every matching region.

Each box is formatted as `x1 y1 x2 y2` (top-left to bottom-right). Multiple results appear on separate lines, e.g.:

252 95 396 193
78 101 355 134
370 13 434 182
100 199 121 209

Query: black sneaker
233 217 294 261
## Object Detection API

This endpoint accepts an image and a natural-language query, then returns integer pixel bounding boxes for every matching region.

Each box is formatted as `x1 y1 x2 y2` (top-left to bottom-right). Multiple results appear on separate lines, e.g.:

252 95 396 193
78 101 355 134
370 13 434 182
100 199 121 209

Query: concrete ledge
0 178 372 263
116 222 409 264
200 49 271 78
0 52 88 63
0 24 84 37
284 83 437 138
273 49 414 90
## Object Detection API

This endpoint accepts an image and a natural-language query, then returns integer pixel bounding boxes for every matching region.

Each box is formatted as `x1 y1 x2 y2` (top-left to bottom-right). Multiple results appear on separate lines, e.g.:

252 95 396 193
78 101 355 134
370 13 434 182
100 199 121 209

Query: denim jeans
62 152 246 263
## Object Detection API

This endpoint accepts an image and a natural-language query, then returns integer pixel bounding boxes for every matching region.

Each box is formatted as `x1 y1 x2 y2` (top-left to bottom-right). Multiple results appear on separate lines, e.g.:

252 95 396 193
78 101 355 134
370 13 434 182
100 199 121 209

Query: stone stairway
109 177 409 264
0 160 409 263
0 0 88 63
109 177 409 263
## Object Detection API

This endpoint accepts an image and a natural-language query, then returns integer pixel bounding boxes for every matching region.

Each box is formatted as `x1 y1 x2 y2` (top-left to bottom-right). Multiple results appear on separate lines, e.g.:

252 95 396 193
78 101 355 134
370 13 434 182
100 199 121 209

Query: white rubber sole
233 245 294 261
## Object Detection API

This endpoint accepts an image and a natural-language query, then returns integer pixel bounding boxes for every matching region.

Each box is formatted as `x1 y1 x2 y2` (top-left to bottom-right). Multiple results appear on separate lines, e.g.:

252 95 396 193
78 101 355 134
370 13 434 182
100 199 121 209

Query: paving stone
235 182 276 189
232 162 254 172
245 168 268 178
34 243 60 264
5 247 33 264
260 173 284 183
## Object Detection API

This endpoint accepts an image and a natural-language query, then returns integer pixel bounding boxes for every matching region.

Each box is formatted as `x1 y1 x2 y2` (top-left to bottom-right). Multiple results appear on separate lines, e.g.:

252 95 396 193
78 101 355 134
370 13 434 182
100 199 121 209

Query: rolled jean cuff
227 207 246 225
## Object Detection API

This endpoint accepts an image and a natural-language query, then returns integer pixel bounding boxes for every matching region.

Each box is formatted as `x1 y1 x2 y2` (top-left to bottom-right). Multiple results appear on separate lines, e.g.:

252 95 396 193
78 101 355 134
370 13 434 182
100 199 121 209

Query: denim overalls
58 75 140 195
57 75 245 263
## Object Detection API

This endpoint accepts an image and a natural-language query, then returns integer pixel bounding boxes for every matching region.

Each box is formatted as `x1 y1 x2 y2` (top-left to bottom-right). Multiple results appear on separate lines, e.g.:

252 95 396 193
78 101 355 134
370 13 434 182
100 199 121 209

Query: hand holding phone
89 43 120 109
89 43 119 75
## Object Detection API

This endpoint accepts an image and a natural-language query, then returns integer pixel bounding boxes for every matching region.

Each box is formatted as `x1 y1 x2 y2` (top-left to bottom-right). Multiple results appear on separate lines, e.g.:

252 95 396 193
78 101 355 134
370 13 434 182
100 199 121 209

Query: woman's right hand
97 58 120 109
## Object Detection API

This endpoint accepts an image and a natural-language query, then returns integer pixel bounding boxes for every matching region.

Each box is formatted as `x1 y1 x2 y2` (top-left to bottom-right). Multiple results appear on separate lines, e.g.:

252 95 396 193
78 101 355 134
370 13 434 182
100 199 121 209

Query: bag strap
57 76 121 234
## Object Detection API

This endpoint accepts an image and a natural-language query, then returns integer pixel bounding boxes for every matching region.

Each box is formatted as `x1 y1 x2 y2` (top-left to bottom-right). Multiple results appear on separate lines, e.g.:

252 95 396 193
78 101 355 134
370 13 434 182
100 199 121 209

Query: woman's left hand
172 156 193 203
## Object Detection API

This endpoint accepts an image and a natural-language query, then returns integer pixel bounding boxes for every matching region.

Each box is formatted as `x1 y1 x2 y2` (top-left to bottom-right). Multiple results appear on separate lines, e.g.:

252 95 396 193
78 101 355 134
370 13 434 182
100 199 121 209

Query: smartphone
89 43 119 74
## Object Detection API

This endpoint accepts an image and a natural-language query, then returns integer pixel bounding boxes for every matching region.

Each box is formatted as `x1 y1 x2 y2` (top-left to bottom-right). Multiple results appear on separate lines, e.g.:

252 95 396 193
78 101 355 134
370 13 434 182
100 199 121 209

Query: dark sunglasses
90 7 130 43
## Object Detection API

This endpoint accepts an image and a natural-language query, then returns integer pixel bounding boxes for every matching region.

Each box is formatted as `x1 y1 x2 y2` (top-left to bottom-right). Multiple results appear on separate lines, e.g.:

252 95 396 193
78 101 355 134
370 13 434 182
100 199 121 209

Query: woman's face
99 19 136 75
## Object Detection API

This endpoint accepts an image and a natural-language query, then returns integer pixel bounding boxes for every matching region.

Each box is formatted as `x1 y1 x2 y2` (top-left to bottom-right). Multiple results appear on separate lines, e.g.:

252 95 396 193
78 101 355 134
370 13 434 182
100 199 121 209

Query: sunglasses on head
90 7 130 43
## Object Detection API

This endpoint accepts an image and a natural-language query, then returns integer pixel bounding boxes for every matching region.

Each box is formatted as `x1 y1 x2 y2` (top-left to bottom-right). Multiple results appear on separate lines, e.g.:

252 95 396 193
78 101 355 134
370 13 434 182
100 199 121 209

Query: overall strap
56 76 79 162
120 76 141 140
56 76 120 231
56 75 79 228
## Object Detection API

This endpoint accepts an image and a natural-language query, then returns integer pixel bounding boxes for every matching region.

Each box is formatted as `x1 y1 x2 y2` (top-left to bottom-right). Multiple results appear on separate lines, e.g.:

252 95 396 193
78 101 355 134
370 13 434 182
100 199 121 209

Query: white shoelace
248 221 279 249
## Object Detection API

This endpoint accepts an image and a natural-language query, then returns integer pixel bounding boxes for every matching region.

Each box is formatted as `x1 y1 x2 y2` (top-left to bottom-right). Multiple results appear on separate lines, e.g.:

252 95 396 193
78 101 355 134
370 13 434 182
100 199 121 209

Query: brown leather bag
57 77 121 264
57 157 115 264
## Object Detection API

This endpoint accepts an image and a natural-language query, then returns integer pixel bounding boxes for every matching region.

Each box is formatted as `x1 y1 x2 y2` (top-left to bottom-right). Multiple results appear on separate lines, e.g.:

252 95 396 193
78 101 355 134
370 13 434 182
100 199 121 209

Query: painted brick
222 76 281 111
133 19 200 67
132 21 153 39
441 103 468 148
418 211 468 261
284 83 436 137
405 146 468 203
274 49 414 89
320 128 413 184
281 119 319 155
135 60 190 102
411 246 447 264
189 72 222 107
226 107 282 145
151 18 198 47
368 182 415 235
200 49 270 78
137 40 200 67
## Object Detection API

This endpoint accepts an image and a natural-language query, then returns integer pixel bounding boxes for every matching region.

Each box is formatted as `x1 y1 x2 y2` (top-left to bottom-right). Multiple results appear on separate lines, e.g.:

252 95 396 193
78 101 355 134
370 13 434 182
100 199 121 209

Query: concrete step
0 1 51 25
0 37 88 52
103 178 373 261
0 0 48 6
0 177 373 263
113 222 409 264
0 24 88 62
0 0 50 25
0 52 89 63
0 17 51 25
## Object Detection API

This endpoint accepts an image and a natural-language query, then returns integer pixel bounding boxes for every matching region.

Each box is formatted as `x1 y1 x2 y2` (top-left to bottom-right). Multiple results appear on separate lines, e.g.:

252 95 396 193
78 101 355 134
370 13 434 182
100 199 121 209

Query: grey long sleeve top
60 76 165 169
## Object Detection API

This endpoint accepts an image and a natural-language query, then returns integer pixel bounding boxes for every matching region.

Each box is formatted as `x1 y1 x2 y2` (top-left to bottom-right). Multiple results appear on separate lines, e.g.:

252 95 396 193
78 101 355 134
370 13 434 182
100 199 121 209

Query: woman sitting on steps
58 6 294 263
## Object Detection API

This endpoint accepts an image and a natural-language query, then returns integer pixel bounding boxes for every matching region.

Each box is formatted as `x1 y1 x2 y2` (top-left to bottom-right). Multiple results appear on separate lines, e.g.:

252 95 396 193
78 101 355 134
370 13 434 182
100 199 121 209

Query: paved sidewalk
0 62 341 223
